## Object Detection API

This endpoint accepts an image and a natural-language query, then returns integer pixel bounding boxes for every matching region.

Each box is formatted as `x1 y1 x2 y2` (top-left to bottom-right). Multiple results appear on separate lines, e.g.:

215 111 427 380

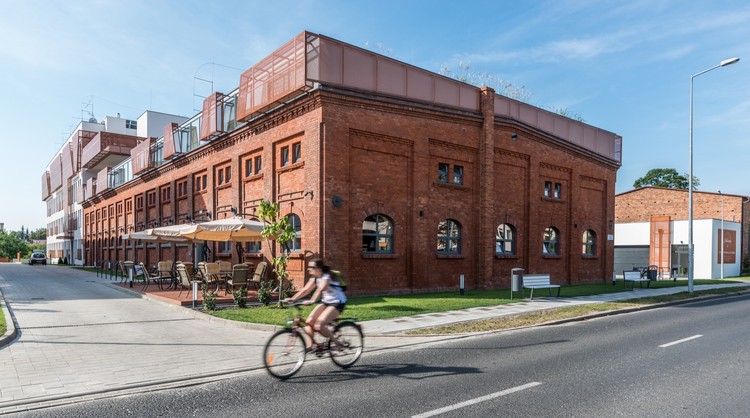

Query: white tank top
317 273 347 304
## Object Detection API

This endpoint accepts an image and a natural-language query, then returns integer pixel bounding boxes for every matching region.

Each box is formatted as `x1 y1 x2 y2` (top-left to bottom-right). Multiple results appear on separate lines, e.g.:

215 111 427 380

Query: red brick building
614 187 749 278
82 32 622 294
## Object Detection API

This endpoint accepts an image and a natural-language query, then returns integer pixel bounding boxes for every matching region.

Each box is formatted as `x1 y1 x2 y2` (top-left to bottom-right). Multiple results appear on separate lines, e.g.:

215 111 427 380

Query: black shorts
323 302 346 313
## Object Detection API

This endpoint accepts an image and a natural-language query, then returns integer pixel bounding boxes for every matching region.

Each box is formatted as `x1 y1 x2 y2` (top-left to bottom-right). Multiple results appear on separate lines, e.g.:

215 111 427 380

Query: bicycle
263 302 364 379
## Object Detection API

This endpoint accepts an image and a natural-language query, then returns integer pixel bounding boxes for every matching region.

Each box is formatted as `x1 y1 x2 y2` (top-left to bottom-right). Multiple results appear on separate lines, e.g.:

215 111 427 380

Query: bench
623 270 651 290
522 274 561 300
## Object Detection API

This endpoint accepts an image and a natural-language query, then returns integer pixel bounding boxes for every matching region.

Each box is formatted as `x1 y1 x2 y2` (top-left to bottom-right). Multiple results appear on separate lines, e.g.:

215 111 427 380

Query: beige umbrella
151 224 196 239
123 229 189 243
179 217 264 242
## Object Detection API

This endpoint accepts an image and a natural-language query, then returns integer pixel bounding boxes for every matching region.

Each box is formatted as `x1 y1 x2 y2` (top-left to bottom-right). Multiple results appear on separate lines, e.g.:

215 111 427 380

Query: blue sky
1 0 748 232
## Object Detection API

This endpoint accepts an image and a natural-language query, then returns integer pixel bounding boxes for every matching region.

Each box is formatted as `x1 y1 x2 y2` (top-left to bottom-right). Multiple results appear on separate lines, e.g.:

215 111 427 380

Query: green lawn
0 308 5 335
211 279 740 326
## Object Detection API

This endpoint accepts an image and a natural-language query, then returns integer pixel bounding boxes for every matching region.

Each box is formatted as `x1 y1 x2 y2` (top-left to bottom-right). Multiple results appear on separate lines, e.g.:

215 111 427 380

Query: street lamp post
718 190 724 279
688 57 739 293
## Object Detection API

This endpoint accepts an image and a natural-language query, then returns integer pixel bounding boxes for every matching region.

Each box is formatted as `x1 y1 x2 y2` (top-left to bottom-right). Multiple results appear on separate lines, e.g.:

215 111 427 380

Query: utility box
511 268 525 299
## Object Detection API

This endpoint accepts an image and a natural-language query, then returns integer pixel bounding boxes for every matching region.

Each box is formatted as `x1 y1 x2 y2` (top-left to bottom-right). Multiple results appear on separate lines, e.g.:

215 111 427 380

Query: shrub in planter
258 280 273 306
232 286 248 308
201 284 218 311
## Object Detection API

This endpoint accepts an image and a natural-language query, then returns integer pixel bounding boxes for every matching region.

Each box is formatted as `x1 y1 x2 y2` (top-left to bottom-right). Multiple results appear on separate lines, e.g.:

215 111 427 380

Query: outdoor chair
138 262 162 290
225 263 249 294
117 260 129 283
203 262 222 292
176 263 201 298
247 261 267 291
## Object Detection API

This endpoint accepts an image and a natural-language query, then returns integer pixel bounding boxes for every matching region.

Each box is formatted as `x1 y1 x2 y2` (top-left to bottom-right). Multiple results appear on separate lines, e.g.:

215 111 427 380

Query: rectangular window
254 156 262 174
292 142 302 163
177 180 188 197
281 146 289 167
453 165 464 185
438 163 449 183
218 241 232 253
225 167 231 183
194 173 207 192
245 159 253 177
544 181 552 198
554 183 561 199
246 241 262 253
125 120 137 129
218 169 224 185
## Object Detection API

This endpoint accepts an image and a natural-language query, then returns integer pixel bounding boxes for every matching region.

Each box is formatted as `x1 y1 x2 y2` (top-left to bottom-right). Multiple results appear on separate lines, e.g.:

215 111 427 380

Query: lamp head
720 57 740 67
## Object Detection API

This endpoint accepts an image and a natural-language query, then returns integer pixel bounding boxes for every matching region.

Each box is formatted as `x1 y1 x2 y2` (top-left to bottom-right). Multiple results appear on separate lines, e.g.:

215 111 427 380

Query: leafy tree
29 228 46 240
633 168 700 190
0 231 29 259
257 200 297 307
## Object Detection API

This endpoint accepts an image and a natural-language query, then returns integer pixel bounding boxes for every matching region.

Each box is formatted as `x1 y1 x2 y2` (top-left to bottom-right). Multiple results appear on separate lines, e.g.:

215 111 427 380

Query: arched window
542 227 559 255
437 219 461 254
582 230 596 256
362 214 393 253
495 224 516 255
285 213 301 253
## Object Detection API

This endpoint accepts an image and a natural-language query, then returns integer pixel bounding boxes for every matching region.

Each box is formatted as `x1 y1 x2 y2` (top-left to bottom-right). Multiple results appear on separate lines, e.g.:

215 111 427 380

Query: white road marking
411 381 542 418
659 334 703 348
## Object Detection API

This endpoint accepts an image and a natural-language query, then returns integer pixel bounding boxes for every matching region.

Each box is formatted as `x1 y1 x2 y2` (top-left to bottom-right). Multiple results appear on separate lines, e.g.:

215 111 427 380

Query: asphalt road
12 292 750 417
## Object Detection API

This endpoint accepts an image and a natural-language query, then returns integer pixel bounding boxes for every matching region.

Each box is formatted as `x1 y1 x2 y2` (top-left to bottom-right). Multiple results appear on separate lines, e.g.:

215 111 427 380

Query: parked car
29 252 47 265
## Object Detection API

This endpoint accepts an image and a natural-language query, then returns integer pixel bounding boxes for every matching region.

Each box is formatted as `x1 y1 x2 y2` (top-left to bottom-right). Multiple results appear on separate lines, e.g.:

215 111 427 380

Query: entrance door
671 244 688 278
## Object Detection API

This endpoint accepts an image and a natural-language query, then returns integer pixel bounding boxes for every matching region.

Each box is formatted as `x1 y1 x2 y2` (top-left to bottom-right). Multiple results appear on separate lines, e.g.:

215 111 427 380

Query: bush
57 257 63 264
258 280 273 306
201 284 218 311
232 287 248 308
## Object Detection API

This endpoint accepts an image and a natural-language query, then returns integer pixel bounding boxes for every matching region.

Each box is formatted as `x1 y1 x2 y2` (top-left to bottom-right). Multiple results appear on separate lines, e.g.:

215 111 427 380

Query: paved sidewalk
0 263 747 414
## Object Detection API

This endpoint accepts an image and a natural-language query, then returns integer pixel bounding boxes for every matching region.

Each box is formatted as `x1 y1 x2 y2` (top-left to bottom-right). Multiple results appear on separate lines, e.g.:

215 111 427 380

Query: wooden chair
247 261 267 290
225 263 249 294
176 263 201 298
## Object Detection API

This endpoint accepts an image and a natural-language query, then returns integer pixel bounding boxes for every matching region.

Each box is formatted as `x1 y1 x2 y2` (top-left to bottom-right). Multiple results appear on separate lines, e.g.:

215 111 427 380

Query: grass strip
406 286 748 335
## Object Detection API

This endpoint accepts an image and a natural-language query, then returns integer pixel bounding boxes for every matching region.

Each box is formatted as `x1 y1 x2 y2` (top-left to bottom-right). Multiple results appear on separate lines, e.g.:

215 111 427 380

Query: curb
395 287 750 337
103 281 281 332
0 287 18 348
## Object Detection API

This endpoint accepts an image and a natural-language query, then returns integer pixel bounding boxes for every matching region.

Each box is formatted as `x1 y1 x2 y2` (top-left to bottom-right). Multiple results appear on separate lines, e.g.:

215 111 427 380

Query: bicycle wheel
329 322 364 368
263 329 306 379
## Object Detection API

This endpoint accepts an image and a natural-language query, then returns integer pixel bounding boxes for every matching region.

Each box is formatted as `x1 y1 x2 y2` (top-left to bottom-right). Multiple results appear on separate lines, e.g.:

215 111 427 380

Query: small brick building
615 187 749 279
81 32 622 294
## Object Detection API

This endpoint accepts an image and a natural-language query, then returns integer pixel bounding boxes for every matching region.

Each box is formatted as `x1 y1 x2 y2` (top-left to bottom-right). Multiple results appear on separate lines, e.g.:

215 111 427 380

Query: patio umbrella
179 217 265 242
122 229 189 243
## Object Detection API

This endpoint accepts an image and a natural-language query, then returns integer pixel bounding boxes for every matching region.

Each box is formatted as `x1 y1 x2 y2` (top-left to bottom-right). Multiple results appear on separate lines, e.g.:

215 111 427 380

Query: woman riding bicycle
284 258 346 351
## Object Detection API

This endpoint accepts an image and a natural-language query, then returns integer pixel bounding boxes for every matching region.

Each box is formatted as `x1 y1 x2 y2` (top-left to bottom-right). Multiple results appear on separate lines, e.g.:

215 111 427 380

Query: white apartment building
42 111 188 265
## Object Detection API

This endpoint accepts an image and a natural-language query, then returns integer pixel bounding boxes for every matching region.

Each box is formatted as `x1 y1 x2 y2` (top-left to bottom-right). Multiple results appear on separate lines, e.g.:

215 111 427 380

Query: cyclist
284 258 347 351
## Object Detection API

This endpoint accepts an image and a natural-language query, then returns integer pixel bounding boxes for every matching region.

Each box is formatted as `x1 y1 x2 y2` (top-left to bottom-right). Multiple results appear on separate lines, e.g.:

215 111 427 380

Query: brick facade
83 85 619 294
615 187 750 261
82 34 621 295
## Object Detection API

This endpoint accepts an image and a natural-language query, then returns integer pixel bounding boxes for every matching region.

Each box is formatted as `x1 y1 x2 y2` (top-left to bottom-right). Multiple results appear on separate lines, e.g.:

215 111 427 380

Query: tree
633 168 700 190
0 230 29 259
257 200 297 307
29 228 46 240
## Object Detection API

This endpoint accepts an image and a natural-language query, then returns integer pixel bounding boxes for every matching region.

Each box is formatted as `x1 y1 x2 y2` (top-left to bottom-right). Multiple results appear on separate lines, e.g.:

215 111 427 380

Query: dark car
29 252 47 265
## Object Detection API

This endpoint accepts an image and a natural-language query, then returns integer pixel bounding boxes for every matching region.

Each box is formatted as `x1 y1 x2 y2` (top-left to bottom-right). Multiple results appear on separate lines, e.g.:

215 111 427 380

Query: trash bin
123 261 135 287
646 265 658 281
511 268 524 292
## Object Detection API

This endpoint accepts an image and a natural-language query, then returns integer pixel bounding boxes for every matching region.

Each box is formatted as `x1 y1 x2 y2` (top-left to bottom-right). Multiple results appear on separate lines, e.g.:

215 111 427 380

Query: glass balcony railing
107 88 241 190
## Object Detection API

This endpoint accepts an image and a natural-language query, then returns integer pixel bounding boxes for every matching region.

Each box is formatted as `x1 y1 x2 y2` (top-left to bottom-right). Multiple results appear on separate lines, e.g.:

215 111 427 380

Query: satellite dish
88 117 97 123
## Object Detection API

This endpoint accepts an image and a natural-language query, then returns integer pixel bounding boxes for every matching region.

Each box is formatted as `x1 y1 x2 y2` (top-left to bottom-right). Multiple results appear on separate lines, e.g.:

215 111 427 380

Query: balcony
81 132 141 171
